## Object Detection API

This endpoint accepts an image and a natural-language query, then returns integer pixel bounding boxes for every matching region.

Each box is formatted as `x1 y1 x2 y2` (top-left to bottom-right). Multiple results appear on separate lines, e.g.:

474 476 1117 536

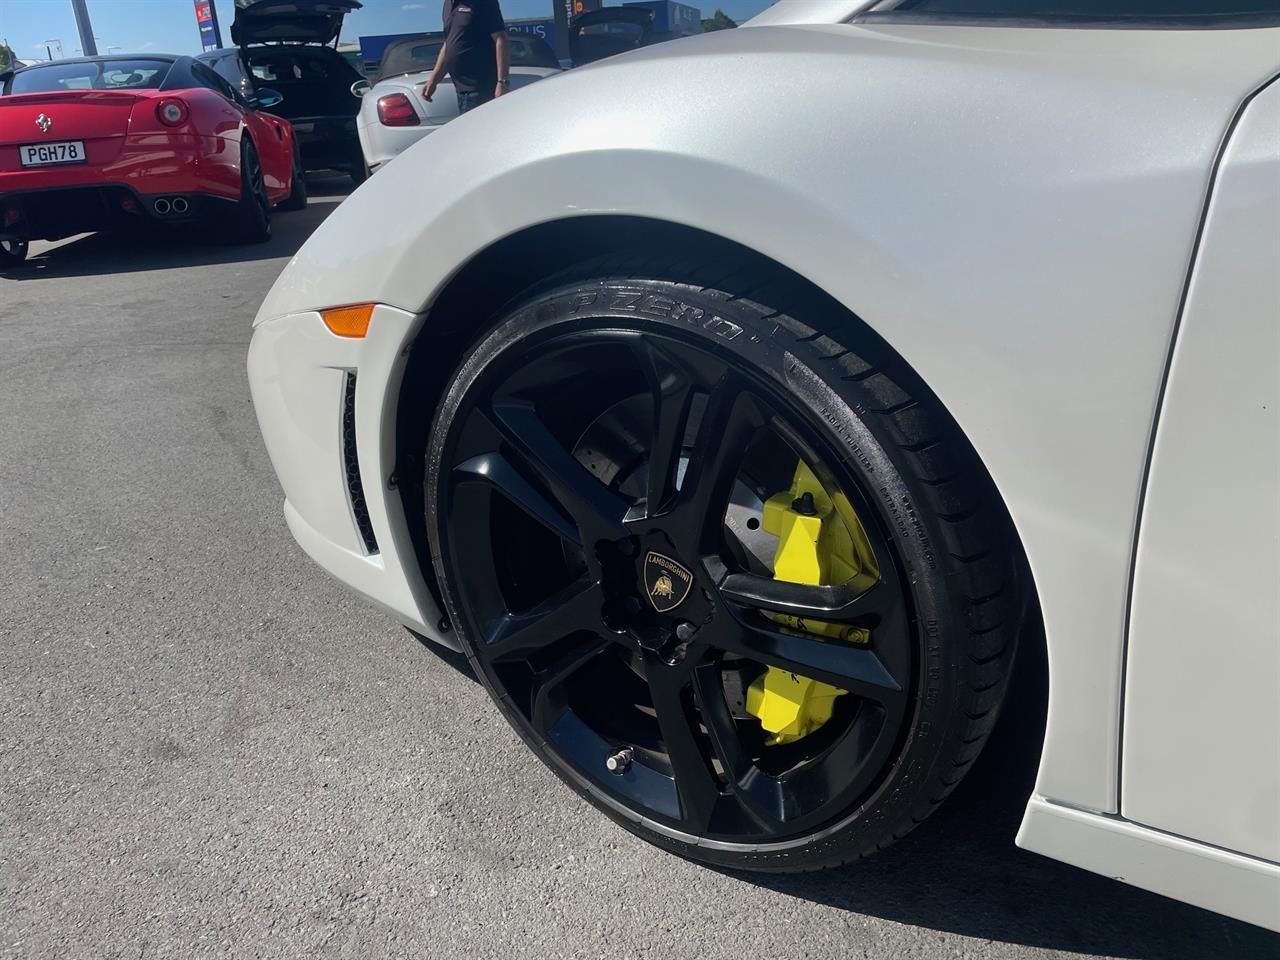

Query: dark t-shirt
441 0 506 93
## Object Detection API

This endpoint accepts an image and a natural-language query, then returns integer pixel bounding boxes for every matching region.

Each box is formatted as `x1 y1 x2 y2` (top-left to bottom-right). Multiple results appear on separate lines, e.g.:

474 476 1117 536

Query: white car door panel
1122 76 1280 862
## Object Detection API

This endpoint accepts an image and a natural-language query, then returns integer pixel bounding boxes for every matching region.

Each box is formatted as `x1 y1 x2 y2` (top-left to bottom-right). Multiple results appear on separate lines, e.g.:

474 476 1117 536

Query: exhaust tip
153 198 171 215
171 197 189 214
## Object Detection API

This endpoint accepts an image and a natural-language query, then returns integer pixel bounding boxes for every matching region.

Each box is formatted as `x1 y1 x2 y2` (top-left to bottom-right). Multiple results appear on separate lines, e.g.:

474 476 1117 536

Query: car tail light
156 98 189 127
377 93 419 127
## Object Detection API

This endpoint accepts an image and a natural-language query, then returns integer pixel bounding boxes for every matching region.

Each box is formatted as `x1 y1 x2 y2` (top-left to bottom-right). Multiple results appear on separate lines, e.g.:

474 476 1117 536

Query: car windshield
7 59 173 94
876 1 1280 15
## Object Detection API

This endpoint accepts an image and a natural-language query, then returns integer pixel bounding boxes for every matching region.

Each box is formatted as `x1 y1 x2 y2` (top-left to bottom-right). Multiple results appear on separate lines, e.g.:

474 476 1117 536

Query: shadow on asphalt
307 175 359 199
418 620 1275 958
409 630 477 681
0 176 350 281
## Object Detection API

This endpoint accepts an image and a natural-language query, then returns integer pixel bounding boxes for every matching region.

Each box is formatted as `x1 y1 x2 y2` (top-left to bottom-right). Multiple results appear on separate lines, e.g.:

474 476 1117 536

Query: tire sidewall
425 279 967 870
235 140 271 242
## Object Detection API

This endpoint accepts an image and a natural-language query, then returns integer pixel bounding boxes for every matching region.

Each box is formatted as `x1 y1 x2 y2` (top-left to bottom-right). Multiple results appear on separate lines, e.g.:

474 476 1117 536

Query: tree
701 9 738 31
0 43 16 70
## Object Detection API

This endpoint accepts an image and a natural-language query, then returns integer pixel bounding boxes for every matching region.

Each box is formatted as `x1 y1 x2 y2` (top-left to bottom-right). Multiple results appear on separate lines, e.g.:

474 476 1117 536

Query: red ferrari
0 54 307 266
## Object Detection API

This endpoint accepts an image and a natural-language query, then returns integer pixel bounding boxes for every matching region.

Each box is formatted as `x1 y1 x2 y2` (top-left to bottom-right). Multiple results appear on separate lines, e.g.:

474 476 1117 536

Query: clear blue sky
1 0 777 60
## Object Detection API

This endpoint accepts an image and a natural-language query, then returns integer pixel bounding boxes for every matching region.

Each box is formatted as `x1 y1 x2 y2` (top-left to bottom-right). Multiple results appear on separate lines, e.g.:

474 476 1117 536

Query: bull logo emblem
643 552 693 613
35 113 52 133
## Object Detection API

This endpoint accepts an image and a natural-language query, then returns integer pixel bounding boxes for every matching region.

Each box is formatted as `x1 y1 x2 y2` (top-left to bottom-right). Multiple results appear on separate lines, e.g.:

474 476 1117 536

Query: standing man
421 0 509 115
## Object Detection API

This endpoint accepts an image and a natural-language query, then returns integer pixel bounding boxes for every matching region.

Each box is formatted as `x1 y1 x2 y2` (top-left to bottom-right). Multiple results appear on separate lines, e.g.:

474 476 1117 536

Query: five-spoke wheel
425 263 1021 869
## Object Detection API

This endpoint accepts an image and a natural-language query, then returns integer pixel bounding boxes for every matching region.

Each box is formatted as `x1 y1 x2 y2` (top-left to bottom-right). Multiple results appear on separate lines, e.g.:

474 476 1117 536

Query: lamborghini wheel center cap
643 551 694 613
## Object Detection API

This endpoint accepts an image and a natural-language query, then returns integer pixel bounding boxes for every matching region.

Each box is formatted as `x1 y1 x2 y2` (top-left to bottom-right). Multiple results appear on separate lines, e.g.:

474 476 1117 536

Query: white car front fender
254 21 1280 819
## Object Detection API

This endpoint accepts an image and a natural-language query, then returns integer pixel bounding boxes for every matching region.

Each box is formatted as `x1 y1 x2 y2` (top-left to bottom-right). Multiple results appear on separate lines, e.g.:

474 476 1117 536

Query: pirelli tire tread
424 250 1026 872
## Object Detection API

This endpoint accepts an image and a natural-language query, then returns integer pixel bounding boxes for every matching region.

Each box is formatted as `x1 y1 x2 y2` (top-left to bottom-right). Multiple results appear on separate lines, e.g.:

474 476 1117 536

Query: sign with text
194 0 224 53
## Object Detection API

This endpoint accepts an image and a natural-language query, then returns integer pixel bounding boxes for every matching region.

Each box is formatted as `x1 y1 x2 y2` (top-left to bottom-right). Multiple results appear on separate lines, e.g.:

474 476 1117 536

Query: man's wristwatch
497 78 510 88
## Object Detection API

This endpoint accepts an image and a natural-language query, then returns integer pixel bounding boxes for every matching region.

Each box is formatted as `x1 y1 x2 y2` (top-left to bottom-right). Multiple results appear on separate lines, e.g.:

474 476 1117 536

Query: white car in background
248 0 1280 932
354 32 561 174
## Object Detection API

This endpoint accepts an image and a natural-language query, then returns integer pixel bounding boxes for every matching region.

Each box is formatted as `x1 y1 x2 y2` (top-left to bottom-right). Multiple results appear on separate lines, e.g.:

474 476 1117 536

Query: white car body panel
247 18 1280 927
1121 80 1280 862
1018 798 1280 932
356 67 559 172
248 303 442 634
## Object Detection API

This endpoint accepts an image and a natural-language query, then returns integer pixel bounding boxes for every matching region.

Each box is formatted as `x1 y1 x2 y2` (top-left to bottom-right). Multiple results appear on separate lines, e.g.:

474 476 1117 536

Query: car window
507 34 560 69
571 21 647 65
7 58 173 94
252 59 301 82
191 60 244 105
204 55 257 102
409 42 444 63
249 52 342 84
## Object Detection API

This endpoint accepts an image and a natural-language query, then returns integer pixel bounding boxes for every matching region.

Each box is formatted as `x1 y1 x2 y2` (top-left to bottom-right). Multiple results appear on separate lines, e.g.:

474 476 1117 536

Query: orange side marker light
321 303 375 338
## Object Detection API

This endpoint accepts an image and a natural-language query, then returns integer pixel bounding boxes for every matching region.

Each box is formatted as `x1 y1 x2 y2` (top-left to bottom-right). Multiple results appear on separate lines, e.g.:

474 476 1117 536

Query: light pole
70 0 98 57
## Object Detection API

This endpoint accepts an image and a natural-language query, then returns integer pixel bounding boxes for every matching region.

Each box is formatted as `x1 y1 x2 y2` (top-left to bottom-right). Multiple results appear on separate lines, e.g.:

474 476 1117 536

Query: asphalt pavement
2 180 1276 960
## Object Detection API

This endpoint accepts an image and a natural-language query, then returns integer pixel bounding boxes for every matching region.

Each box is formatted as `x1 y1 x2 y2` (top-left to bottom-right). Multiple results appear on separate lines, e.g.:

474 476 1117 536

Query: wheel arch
237 123 257 160
392 214 1045 709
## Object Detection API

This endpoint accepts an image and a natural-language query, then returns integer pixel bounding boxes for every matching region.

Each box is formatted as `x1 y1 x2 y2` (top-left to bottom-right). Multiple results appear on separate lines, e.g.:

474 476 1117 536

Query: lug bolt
605 746 634 775
675 621 697 643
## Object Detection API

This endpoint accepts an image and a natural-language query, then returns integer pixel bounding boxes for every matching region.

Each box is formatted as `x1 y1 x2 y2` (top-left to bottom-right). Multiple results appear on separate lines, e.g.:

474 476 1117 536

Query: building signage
194 0 224 53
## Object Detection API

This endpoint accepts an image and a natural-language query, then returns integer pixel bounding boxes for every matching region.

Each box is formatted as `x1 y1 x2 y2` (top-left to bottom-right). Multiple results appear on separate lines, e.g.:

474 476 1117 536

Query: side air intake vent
342 372 380 555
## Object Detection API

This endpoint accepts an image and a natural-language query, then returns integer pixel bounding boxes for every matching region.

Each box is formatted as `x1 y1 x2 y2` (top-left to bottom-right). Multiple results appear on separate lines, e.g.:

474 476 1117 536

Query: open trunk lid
231 0 363 47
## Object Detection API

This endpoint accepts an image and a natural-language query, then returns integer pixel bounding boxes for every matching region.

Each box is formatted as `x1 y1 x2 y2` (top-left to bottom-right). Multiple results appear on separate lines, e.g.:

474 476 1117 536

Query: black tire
277 146 308 212
424 253 1025 872
0 238 29 267
229 139 271 243
348 151 369 186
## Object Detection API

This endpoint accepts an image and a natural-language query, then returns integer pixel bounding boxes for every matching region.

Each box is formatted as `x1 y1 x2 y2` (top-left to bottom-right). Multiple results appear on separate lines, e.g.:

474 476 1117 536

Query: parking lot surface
3 184 1277 960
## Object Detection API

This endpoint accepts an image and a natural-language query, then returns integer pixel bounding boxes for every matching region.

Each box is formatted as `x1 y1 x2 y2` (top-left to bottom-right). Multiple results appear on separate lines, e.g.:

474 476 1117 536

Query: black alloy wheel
231 140 271 243
425 255 1024 870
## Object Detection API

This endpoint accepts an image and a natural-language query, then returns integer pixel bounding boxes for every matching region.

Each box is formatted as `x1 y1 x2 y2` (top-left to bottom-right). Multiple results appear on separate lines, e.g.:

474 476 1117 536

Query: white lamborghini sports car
247 0 1280 930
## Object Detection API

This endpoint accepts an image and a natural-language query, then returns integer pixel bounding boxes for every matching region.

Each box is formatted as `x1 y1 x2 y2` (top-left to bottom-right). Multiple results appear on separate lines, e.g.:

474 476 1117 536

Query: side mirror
350 79 371 98
253 87 284 109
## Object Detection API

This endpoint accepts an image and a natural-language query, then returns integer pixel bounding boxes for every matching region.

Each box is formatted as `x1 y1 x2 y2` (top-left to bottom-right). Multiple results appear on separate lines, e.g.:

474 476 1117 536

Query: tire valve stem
791 491 818 516
605 746 633 775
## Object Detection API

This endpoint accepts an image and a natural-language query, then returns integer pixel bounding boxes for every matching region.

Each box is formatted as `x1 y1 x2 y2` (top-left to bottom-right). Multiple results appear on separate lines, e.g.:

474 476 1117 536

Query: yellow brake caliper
745 462 878 746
